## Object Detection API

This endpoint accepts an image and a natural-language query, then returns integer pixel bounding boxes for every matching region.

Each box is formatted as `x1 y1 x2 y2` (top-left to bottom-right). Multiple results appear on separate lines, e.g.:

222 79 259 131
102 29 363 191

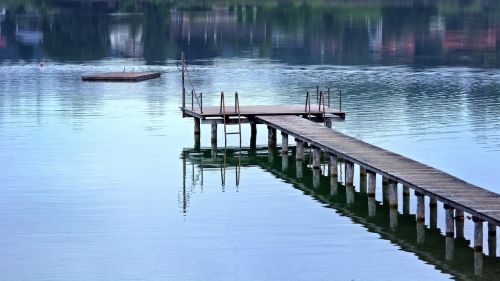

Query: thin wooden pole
181 52 185 109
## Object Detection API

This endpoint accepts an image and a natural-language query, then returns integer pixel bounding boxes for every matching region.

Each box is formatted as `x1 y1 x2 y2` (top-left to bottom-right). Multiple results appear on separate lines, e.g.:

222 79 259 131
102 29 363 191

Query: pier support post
194 118 200 149
267 126 276 151
445 205 455 237
312 147 321 169
329 154 338 179
388 179 398 229
444 205 455 261
211 123 217 146
402 185 410 215
416 192 425 243
296 160 303 180
345 161 354 186
430 198 438 229
296 139 304 161
473 217 483 276
388 180 398 209
282 154 289 172
367 171 376 197
368 197 376 217
313 169 320 189
455 209 465 239
382 176 389 204
325 117 332 128
330 155 338 196
488 223 496 257
367 171 376 217
345 161 354 205
281 132 289 155
360 167 367 194
446 236 455 261
250 122 257 149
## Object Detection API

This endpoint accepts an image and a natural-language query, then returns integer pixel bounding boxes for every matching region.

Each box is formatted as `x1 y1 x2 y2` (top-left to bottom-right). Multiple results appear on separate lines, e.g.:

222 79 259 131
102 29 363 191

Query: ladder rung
225 132 241 135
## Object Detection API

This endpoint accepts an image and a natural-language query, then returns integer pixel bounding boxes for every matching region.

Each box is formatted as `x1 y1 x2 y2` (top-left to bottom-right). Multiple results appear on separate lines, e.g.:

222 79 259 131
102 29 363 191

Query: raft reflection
181 146 499 281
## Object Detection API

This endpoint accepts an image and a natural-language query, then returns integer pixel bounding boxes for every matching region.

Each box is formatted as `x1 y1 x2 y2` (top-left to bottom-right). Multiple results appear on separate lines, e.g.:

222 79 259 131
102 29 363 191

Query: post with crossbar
181 52 186 109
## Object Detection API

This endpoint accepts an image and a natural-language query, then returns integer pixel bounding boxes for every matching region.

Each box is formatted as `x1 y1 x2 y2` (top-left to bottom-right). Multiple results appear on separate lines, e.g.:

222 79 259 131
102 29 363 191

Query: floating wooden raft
82 71 160 82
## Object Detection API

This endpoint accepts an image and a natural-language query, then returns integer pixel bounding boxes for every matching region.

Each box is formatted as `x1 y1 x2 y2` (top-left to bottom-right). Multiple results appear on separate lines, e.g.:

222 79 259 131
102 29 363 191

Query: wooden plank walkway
182 105 345 119
82 71 160 82
256 115 500 226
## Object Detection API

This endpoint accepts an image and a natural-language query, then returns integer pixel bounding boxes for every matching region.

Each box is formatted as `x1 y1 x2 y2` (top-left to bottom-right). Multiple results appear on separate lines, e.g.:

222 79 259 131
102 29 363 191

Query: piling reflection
182 146 500 280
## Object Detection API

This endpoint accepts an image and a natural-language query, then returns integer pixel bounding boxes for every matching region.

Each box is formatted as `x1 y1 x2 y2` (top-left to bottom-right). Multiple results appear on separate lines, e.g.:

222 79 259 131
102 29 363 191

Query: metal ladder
219 91 242 148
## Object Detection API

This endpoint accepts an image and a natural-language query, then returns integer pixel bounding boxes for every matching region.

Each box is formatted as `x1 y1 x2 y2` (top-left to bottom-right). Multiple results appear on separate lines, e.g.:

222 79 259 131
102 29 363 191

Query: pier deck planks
82 71 160 82
182 105 345 119
256 115 500 226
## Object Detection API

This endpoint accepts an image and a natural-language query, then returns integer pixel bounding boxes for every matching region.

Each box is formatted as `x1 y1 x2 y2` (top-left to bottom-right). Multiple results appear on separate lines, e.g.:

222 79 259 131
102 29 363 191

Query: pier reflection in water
182 146 499 281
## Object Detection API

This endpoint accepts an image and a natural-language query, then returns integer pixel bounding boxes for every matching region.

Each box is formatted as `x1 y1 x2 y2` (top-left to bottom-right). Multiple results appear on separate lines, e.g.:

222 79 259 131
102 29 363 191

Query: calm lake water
0 1 499 280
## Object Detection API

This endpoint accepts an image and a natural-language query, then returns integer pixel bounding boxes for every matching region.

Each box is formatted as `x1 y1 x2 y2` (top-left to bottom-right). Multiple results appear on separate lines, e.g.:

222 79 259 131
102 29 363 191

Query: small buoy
39 61 44 67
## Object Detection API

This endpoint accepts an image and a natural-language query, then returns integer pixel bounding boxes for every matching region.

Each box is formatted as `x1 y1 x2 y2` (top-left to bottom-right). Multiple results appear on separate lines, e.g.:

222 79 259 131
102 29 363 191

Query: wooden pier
178 53 498 272
256 115 500 227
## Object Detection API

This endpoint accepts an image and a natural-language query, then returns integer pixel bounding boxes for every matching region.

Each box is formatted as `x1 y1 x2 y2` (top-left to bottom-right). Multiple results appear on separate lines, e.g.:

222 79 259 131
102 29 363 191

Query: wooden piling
296 160 303 180
444 205 455 237
390 208 398 229
313 169 321 189
268 126 277 150
416 192 425 222
382 176 389 203
282 154 289 172
250 122 257 148
417 220 425 244
281 132 289 155
445 237 454 261
388 180 398 209
430 198 438 229
368 196 376 217
488 223 496 257
329 154 338 178
455 209 465 239
345 161 354 186
473 217 483 253
296 139 304 161
473 216 484 276
360 167 367 194
367 171 376 197
211 123 217 146
402 185 410 215
312 147 321 169
194 118 201 149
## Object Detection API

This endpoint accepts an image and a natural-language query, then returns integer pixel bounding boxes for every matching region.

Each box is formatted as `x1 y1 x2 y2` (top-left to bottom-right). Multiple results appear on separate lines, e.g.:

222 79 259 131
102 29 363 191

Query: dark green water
0 1 499 280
